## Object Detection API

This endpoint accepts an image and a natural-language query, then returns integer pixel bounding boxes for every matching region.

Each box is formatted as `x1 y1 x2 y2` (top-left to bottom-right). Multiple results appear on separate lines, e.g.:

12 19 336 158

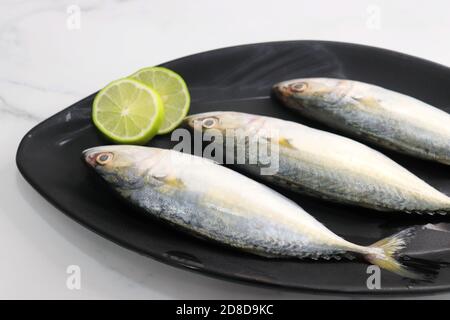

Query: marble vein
0 95 41 122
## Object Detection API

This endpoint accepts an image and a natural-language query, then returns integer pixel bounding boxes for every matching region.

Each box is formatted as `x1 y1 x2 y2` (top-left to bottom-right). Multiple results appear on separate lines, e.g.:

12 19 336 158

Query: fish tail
365 227 439 280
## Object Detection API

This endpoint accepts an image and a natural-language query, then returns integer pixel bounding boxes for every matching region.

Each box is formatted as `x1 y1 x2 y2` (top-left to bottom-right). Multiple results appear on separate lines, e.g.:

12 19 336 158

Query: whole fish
273 78 450 165
184 112 450 214
83 145 428 279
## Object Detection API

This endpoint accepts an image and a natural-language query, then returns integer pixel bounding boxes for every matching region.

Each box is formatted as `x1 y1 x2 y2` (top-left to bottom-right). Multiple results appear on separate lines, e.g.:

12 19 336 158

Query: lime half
130 67 190 134
92 78 164 144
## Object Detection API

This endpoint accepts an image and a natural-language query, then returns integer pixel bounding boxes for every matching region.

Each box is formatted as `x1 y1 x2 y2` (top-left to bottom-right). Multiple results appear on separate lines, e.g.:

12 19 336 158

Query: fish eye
96 152 113 165
290 82 308 93
202 118 217 128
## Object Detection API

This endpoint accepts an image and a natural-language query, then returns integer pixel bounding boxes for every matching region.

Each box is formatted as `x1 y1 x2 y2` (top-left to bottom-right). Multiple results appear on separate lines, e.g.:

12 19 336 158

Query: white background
1 0 449 299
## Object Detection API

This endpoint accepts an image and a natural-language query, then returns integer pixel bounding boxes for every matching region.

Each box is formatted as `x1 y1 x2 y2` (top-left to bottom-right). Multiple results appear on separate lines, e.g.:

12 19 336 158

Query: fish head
273 78 348 109
83 145 163 189
183 112 260 135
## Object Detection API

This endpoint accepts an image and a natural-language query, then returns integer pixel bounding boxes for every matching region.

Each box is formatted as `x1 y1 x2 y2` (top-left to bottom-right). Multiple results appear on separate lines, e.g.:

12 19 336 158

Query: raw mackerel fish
185 112 450 214
84 145 429 279
273 78 450 165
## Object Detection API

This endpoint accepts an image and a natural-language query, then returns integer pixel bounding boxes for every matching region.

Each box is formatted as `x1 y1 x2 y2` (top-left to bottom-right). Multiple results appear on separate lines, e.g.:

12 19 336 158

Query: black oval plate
16 41 450 295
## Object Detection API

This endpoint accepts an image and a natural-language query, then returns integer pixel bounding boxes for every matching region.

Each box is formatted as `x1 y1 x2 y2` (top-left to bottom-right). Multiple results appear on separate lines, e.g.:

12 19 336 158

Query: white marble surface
1 0 450 299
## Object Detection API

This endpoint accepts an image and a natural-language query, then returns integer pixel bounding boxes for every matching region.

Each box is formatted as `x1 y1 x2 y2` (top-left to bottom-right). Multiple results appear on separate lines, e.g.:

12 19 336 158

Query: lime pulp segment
92 78 164 144
130 67 190 134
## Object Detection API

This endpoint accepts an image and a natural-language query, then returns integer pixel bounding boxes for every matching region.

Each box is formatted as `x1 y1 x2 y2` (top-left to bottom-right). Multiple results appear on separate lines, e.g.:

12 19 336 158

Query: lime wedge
92 78 164 144
130 67 190 134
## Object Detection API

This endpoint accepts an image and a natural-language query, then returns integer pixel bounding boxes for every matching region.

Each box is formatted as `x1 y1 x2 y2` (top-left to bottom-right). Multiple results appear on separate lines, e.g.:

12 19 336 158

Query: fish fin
155 175 185 189
320 253 354 261
365 227 439 281
352 96 381 108
408 209 449 216
262 136 297 150
278 137 296 150
301 252 355 261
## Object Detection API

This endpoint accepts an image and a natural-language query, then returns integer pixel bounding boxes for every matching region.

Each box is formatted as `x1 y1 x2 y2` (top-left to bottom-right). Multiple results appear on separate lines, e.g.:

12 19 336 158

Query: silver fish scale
120 183 346 259
235 144 428 212
227 118 450 213
277 78 450 166
325 96 450 163
277 151 413 211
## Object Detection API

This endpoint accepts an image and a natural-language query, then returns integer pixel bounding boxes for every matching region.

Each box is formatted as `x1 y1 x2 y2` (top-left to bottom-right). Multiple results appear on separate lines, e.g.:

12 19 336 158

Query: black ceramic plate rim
16 40 450 296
